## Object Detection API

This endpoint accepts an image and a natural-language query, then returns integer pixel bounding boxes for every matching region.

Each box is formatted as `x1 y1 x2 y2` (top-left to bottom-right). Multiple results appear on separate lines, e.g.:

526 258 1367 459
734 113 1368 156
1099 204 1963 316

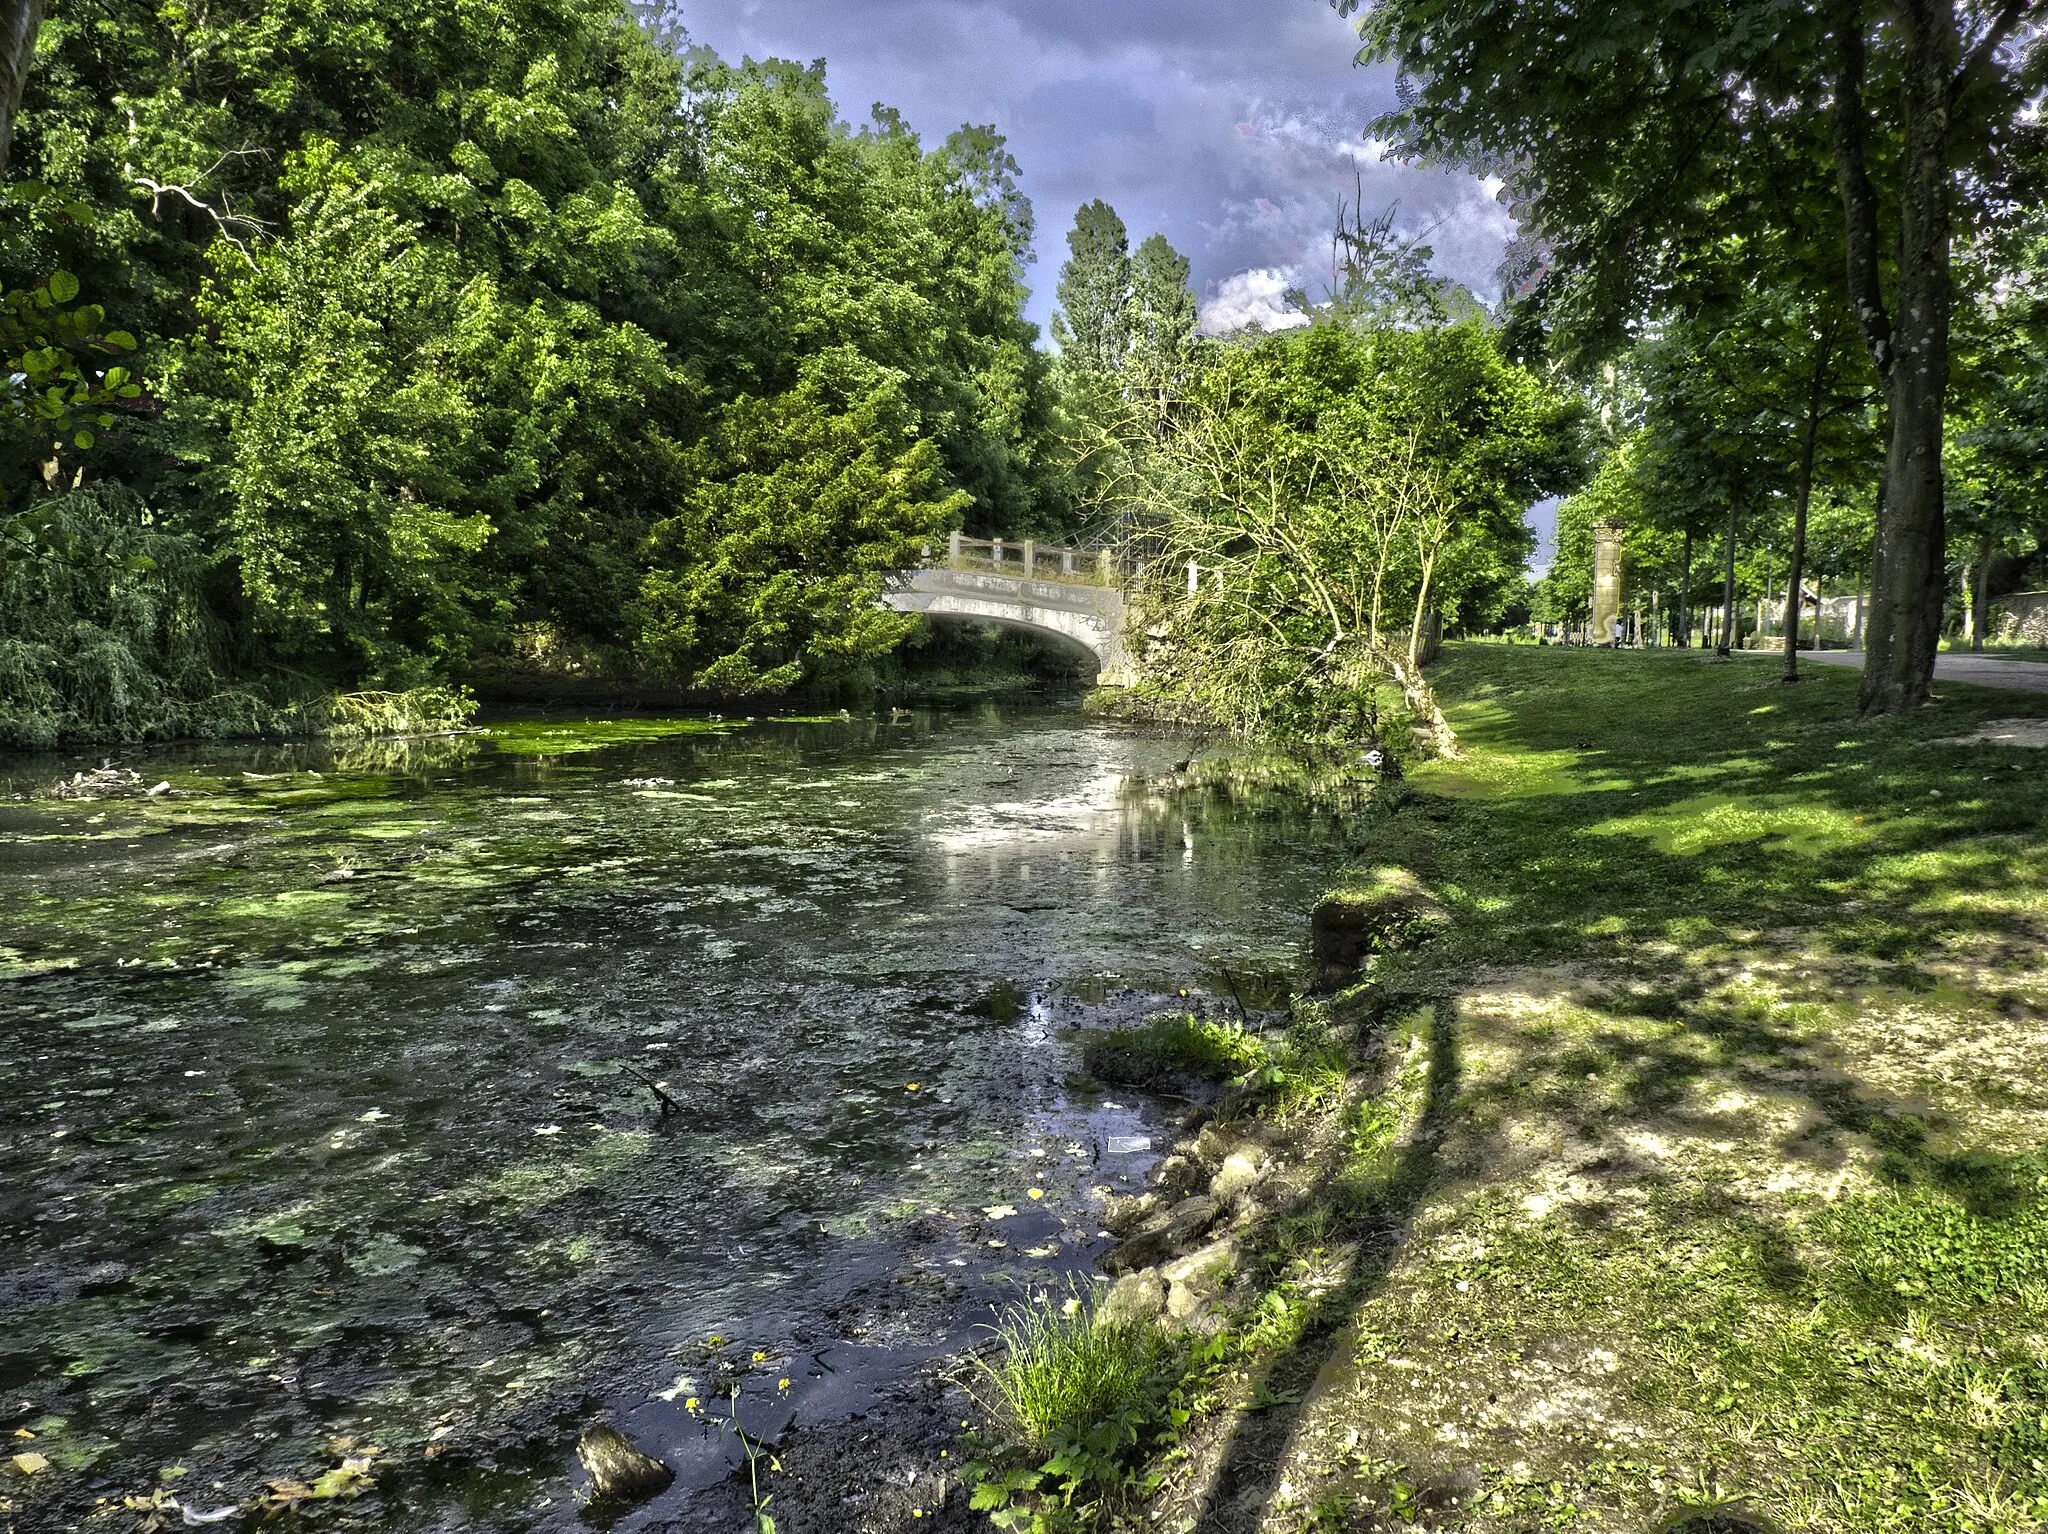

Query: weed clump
1081 1013 1267 1086
974 1290 1168 1446
967 1287 1193 1530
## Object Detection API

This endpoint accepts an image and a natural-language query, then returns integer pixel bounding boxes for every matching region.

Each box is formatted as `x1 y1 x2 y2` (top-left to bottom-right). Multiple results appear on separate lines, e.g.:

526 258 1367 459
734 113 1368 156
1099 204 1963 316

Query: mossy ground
1142 643 2048 1534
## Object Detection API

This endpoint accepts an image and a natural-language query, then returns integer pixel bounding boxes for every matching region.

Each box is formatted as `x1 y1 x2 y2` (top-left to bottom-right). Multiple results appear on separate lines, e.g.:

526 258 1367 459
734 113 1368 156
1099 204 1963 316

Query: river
0 704 1367 1531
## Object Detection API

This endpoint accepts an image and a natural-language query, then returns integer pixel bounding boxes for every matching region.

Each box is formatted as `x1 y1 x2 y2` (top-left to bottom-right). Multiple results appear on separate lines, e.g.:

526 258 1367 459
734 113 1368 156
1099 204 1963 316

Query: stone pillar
1023 539 1035 578
948 530 963 568
1592 519 1624 646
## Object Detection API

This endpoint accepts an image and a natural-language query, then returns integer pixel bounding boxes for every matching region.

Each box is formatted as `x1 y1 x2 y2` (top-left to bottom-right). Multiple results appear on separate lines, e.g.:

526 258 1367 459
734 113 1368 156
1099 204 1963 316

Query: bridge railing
928 532 1115 586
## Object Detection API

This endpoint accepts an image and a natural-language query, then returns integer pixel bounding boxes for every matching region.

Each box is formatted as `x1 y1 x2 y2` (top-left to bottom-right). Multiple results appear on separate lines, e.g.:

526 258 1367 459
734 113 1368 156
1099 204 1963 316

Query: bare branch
126 147 272 267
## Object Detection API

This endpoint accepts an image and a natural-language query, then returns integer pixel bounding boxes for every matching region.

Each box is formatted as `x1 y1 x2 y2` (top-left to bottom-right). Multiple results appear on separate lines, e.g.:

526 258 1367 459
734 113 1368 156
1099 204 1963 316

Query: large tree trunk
1832 0 1960 714
0 0 40 180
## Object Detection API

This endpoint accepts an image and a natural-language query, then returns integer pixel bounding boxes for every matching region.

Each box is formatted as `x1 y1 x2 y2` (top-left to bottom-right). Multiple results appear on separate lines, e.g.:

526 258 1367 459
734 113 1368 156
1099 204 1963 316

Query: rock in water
576 1423 673 1503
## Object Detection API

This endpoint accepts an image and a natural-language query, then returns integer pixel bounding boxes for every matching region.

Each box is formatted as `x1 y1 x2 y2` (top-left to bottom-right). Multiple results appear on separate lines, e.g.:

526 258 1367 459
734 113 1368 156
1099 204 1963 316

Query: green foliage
1128 233 1199 385
1 0 1070 729
966 1287 1189 1532
321 687 476 740
637 348 966 692
0 263 138 492
973 1289 1171 1447
1107 319 1581 740
1081 1012 1269 1086
1825 1163 2048 1309
0 485 242 748
1050 200 1133 382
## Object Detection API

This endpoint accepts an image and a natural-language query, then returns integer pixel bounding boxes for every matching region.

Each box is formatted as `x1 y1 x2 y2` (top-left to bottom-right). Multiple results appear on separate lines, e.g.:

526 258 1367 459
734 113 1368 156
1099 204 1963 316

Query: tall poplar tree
1129 232 1198 382
1050 199 1133 378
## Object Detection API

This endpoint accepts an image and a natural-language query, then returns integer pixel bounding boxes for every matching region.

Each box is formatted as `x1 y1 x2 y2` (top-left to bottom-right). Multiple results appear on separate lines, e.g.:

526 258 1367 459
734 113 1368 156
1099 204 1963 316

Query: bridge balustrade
928 531 1115 586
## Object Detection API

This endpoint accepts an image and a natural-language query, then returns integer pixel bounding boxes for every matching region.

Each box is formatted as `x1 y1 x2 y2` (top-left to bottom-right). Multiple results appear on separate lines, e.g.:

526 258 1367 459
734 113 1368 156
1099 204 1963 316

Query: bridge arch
880 563 1132 685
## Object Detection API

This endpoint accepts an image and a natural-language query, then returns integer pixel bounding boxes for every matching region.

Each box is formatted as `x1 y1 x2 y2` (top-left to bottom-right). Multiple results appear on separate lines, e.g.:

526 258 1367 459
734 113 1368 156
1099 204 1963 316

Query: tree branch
126 148 272 267
1830 0 1895 391
1953 0 2041 103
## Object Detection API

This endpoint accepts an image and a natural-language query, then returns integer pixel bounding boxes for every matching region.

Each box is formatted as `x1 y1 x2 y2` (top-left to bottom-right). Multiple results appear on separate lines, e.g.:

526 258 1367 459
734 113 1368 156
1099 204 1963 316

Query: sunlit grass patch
1588 792 1871 857
1410 743 1606 799
1081 1012 1267 1086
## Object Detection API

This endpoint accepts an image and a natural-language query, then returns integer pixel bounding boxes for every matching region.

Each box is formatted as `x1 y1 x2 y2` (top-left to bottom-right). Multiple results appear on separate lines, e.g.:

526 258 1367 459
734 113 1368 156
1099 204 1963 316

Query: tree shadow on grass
1168 647 2048 1528
1173 994 1462 1533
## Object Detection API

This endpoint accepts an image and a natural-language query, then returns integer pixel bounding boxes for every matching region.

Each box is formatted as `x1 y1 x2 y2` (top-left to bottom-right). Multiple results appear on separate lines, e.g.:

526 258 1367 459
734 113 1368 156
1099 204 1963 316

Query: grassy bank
1000 642 2048 1534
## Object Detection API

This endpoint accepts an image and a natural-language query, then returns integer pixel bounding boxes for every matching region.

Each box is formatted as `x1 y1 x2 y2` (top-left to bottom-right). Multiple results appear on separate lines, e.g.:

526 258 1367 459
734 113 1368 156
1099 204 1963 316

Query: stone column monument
1592 519 1625 646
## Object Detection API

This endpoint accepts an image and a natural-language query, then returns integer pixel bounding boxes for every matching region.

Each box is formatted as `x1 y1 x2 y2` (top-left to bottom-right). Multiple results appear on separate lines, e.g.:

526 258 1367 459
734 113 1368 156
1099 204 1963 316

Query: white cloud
1200 269 1312 335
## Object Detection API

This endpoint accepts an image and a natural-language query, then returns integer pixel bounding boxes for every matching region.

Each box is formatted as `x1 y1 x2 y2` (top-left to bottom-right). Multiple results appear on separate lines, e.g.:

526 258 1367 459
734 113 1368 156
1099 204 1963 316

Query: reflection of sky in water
0 709 1364 1530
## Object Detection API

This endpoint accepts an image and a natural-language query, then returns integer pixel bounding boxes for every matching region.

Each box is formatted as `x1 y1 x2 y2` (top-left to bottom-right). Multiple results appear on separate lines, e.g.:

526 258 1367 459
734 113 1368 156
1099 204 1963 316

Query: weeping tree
1093 321 1580 753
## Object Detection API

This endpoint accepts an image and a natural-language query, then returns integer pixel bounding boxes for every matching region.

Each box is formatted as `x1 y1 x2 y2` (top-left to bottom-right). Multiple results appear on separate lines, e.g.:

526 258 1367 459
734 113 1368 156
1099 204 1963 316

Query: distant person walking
1610 618 1624 648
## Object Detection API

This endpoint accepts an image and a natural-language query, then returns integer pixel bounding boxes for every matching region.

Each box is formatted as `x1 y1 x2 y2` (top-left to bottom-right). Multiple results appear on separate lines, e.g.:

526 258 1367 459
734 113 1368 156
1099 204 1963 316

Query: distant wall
1995 591 2048 646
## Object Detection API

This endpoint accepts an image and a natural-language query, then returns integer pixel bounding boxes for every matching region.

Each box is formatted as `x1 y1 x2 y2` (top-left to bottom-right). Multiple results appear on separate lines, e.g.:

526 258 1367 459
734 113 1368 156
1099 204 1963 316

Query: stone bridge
882 534 1133 684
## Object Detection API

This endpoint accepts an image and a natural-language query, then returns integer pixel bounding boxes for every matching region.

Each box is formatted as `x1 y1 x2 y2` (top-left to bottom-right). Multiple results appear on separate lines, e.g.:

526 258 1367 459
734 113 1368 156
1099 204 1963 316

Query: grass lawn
1154 642 2048 1534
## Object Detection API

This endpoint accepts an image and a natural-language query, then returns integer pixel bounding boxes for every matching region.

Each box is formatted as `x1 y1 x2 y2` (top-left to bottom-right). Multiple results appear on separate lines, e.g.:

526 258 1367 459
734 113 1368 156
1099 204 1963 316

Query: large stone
1100 1192 1162 1235
1209 1150 1268 1206
1099 1269 1167 1326
576 1423 672 1503
1162 1237 1241 1321
1101 1194 1222 1275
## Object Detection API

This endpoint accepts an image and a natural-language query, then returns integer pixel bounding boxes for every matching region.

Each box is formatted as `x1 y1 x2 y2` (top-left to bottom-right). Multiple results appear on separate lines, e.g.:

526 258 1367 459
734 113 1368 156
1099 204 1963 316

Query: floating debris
47 763 144 800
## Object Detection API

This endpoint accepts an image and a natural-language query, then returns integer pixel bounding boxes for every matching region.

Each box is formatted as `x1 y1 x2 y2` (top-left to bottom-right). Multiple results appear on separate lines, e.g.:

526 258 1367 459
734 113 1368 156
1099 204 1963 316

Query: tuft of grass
1081 1012 1268 1086
973 1288 1168 1446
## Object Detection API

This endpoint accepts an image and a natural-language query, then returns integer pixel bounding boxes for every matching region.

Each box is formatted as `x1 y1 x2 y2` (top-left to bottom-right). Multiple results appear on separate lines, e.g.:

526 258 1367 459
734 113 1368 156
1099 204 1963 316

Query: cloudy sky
676 0 1516 338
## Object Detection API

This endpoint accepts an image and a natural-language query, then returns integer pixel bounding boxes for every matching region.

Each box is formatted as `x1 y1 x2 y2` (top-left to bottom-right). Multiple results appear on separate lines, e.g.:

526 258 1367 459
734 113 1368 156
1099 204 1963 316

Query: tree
1341 0 2047 712
637 347 965 692
1 0 1072 726
1050 199 1133 379
1128 232 1198 388
1104 320 1581 743
0 0 37 179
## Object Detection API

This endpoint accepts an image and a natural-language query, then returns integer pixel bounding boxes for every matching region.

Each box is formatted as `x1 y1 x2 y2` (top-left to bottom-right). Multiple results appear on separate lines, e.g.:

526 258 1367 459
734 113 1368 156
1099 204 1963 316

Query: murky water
0 705 1365 1531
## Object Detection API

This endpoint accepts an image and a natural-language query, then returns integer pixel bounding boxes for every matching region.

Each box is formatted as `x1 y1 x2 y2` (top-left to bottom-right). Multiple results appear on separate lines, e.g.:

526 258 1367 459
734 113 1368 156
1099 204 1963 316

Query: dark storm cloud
677 0 1513 334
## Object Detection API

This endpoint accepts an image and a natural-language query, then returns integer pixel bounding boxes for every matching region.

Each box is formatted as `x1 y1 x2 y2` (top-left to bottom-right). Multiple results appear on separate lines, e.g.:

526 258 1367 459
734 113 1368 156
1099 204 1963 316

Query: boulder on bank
1161 1237 1240 1322
1101 1193 1222 1275
1311 866 1445 984
1099 1269 1167 1326
576 1423 672 1503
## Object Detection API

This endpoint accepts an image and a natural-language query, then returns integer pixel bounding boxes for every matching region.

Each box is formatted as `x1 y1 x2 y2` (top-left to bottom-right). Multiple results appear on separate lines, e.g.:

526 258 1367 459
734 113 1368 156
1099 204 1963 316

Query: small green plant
1235 1008 1355 1121
964 1287 1184 1531
1081 1012 1268 1085
973 1288 1165 1445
